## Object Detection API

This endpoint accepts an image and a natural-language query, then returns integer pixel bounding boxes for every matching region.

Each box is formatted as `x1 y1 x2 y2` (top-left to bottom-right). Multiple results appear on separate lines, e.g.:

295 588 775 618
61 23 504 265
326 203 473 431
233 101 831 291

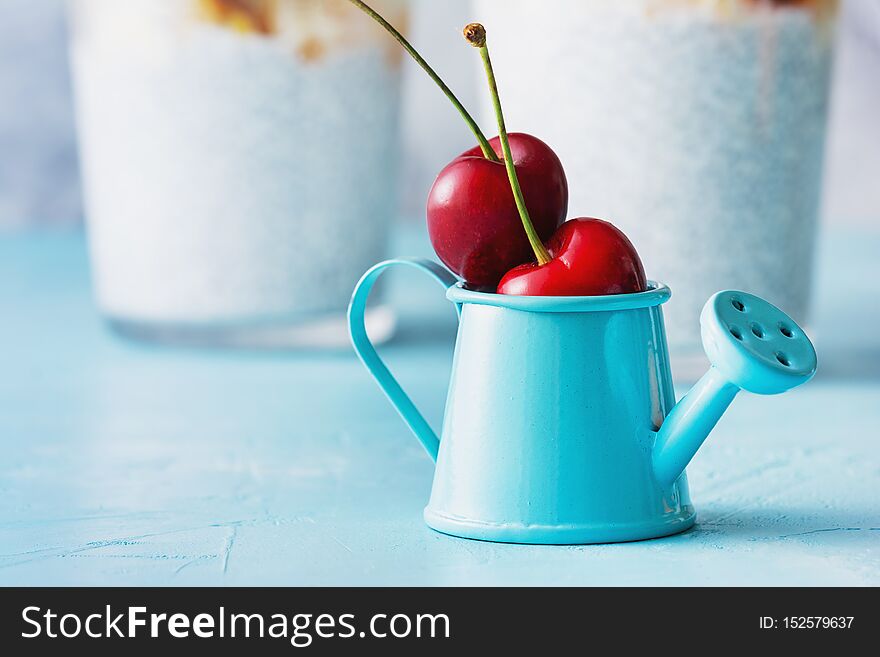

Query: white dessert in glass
70 0 406 347
474 0 837 374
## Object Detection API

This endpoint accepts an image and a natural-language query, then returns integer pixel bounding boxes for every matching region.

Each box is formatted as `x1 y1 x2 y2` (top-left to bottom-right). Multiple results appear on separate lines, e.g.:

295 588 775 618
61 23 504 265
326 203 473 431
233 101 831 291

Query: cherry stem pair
345 0 497 161
347 1 551 266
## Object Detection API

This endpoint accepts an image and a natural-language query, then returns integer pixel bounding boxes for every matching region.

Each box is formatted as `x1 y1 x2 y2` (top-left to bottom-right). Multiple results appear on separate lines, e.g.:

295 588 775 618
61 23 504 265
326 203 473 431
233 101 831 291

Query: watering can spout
652 367 739 486
652 291 817 487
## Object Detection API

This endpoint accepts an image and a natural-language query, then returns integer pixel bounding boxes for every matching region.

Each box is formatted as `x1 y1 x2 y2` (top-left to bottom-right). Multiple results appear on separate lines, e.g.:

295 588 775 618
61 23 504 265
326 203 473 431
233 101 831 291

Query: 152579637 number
783 617 854 629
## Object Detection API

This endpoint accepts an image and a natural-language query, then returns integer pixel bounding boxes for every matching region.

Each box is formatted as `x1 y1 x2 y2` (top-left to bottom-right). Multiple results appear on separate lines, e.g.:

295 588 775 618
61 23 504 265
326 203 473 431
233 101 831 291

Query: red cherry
496 218 647 296
427 133 567 289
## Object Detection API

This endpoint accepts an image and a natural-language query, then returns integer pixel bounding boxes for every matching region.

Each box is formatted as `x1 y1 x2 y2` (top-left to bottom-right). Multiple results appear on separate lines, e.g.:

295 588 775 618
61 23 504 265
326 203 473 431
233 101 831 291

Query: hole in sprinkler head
775 352 790 367
750 323 764 339
731 298 745 312
779 324 794 338
729 326 743 340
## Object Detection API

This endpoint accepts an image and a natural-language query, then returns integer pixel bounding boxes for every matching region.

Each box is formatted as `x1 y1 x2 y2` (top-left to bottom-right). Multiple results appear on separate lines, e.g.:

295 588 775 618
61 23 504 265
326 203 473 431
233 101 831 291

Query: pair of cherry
429 133 645 295
351 3 646 297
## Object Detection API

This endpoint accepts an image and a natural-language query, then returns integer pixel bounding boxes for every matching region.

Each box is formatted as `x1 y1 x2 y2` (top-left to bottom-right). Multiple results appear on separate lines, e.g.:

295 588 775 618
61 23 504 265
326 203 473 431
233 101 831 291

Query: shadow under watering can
349 258 817 544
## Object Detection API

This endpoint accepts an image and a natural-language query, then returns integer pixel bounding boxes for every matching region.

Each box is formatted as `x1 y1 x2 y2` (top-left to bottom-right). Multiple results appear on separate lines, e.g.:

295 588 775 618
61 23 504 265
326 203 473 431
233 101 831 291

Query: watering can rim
446 279 671 312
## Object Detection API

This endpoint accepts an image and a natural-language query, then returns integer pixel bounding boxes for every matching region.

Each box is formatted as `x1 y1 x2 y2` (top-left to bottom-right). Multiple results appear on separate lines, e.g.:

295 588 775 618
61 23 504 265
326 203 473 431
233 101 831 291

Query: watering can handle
348 258 460 462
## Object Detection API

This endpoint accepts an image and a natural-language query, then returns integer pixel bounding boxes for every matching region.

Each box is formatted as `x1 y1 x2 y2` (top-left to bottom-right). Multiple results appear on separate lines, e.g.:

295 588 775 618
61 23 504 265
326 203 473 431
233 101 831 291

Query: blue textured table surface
1 226 878 586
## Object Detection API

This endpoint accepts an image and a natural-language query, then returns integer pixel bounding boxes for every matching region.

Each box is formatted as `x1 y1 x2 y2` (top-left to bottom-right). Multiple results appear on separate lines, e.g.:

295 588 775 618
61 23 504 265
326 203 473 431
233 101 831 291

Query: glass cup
69 0 407 347
474 0 838 376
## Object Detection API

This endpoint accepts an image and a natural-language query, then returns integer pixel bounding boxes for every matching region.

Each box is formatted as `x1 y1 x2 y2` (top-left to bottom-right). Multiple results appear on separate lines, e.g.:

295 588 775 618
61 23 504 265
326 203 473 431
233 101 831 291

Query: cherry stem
346 0 498 162
464 23 551 265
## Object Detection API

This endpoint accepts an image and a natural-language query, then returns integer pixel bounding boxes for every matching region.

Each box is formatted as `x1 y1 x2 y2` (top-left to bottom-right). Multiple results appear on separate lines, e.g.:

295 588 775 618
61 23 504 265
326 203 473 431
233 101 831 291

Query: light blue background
1 226 877 585
0 0 877 586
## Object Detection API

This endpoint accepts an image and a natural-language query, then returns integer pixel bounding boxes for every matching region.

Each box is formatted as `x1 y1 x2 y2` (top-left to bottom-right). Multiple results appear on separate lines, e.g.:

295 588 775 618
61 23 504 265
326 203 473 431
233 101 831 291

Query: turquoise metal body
349 259 816 544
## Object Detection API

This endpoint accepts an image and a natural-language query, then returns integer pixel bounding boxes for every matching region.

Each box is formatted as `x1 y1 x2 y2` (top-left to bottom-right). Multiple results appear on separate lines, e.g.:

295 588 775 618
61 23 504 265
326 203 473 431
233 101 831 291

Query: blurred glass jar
475 0 838 376
69 0 406 347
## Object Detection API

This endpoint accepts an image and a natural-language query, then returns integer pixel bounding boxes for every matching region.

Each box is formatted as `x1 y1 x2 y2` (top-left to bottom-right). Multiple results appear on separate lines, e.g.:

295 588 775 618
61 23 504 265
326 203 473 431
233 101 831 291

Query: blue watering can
349 258 817 544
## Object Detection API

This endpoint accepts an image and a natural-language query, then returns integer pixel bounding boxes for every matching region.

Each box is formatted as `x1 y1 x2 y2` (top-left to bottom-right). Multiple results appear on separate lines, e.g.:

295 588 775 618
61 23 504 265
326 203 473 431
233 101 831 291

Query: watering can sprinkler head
699 291 818 395
652 290 817 487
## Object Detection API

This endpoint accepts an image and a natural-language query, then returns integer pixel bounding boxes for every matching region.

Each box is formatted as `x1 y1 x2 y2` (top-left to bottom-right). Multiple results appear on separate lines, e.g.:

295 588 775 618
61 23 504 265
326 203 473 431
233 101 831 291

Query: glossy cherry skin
427 133 567 289
496 218 647 296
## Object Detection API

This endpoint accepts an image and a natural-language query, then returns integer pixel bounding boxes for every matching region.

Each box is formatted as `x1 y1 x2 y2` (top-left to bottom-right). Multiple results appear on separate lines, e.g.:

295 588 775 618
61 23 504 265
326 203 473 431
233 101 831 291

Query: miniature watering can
349 259 817 544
